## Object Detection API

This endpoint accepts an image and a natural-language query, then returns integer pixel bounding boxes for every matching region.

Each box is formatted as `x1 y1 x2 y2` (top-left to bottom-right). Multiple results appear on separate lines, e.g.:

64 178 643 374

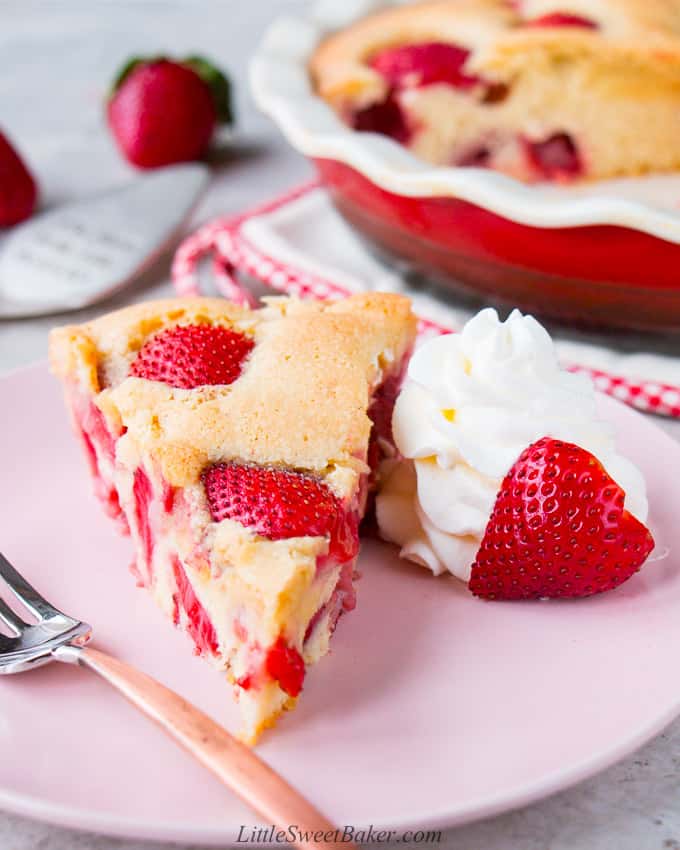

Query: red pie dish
250 0 680 332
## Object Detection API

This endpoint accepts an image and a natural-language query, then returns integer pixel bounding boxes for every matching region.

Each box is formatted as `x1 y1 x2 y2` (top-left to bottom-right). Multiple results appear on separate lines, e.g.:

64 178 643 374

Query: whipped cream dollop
376 308 649 581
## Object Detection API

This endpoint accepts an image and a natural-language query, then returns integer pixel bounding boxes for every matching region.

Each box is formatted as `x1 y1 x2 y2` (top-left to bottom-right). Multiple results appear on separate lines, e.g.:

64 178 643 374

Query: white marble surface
1 2 680 848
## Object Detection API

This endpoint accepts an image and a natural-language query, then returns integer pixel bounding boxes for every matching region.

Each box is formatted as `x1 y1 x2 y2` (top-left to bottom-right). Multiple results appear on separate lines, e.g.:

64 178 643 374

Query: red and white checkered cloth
172 182 680 419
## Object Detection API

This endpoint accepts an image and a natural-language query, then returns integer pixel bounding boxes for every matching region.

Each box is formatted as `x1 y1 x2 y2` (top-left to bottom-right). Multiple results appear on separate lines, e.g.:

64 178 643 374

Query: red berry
525 132 583 180
133 466 154 569
202 463 359 563
456 145 492 167
172 556 219 656
363 43 505 144
469 437 655 600
352 93 412 144
107 57 231 169
0 131 37 227
129 324 254 389
265 637 305 697
525 13 598 29
370 42 480 90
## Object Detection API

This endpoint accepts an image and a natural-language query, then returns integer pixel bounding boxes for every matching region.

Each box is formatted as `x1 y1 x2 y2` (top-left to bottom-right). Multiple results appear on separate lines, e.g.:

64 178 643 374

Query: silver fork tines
0 553 91 674
0 595 26 635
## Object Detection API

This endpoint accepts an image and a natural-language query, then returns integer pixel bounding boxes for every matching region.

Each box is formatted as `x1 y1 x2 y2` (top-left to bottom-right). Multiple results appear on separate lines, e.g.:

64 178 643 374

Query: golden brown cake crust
310 0 680 179
49 294 417 493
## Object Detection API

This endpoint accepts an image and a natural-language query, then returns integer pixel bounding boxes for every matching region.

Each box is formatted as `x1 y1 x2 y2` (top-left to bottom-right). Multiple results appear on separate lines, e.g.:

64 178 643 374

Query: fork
0 552 354 850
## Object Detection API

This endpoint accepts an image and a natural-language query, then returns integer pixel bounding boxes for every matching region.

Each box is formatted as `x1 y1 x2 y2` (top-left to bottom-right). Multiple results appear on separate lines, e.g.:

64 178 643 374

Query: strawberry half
0 131 38 227
129 324 254 389
202 463 359 563
469 437 654 600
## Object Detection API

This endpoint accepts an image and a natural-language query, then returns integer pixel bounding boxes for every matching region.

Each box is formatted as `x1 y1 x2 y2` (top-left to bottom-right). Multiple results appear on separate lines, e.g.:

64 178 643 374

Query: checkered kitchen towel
173 182 680 419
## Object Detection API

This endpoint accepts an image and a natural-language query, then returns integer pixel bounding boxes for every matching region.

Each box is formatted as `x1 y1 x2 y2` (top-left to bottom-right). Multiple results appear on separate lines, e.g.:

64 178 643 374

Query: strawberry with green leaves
108 55 233 168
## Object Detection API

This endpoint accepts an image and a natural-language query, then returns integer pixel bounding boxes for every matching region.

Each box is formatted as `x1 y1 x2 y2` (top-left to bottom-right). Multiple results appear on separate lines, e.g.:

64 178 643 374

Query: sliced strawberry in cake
50 294 416 741
377 307 655 600
524 13 598 29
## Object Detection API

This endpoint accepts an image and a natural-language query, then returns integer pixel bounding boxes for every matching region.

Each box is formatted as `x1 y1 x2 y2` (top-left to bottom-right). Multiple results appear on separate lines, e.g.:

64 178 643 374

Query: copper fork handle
61 646 354 850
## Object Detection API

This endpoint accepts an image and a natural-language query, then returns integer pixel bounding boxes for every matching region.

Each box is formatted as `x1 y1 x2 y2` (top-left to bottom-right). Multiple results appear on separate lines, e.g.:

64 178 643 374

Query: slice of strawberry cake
50 294 416 741
377 308 655 599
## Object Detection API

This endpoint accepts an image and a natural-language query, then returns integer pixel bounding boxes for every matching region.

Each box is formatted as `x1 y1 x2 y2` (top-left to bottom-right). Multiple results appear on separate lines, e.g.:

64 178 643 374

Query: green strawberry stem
110 54 233 125
110 55 164 95
184 55 233 125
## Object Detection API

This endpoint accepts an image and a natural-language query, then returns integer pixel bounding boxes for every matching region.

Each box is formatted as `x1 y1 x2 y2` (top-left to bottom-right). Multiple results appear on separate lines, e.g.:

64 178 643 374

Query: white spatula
0 163 209 318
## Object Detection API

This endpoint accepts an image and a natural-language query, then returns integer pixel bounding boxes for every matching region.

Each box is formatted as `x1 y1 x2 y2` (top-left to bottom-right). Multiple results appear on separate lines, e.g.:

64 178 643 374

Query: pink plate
0 362 678 844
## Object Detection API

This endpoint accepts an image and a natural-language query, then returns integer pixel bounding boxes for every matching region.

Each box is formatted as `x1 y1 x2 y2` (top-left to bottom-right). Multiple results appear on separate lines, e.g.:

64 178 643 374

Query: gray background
1 2 679 848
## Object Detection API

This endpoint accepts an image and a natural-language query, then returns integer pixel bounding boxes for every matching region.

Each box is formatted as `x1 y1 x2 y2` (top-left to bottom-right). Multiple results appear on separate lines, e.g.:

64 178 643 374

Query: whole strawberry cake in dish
377 308 655 599
310 0 680 181
49 294 416 741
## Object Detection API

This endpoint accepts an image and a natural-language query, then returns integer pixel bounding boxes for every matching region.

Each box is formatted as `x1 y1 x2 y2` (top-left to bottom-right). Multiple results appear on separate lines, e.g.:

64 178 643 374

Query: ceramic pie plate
250 0 680 330
0 361 678 845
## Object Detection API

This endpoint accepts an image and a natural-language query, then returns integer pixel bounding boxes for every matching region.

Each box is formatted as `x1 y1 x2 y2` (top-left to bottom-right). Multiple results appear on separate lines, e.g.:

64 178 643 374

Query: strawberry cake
376 308 655 599
49 294 416 741
310 0 680 181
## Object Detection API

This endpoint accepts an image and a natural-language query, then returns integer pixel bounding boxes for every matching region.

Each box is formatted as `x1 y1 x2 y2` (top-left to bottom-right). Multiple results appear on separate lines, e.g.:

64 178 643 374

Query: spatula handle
58 645 354 850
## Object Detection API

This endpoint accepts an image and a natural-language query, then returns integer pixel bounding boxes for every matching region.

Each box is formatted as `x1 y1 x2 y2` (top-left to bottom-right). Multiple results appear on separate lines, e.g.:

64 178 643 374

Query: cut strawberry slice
525 13 598 29
203 462 359 563
525 132 583 180
351 94 412 143
172 556 219 656
129 324 254 389
469 437 655 600
132 467 154 570
456 145 492 167
75 400 124 522
369 42 480 91
265 638 306 697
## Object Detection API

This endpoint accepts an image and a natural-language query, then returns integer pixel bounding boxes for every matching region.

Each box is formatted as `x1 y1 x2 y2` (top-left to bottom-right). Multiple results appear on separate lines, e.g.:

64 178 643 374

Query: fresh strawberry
265 637 305 697
0 131 38 227
469 437 655 600
129 324 254 389
525 13 598 29
107 55 232 168
202 463 359 563
369 42 480 90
